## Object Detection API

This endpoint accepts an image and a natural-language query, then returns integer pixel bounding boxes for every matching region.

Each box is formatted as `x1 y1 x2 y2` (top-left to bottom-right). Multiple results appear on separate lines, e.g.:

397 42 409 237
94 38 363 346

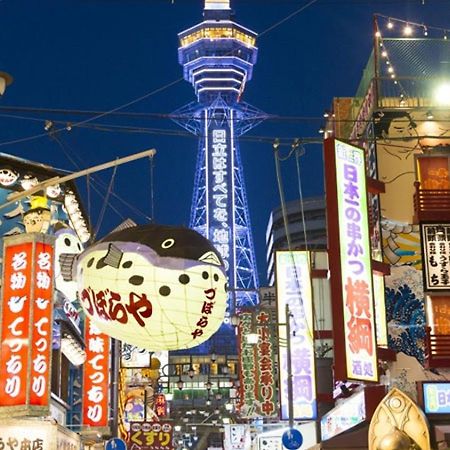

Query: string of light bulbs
375 14 449 39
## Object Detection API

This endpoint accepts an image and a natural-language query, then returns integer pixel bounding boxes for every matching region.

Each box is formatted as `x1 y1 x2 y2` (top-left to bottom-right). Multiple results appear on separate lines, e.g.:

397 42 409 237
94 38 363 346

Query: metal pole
1 148 157 211
286 303 294 429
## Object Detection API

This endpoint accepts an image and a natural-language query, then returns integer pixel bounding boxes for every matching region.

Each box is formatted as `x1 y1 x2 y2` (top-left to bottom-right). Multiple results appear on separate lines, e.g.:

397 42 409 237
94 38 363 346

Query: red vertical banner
0 242 34 407
83 317 110 427
30 241 54 406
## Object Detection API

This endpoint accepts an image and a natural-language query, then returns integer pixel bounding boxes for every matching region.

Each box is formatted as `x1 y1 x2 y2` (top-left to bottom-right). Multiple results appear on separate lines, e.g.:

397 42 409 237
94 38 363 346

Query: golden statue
369 388 430 450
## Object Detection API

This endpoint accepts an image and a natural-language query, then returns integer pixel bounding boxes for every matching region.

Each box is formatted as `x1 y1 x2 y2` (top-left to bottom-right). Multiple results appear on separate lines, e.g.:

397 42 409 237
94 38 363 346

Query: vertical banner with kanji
0 234 55 417
154 393 167 418
82 317 111 427
128 421 173 450
254 309 277 417
237 312 258 417
324 138 378 382
276 251 317 420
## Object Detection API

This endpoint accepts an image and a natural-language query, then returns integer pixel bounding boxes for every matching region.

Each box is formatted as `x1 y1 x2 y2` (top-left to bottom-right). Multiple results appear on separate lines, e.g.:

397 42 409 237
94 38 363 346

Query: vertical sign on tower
82 317 111 428
0 234 54 417
276 251 317 420
324 139 378 382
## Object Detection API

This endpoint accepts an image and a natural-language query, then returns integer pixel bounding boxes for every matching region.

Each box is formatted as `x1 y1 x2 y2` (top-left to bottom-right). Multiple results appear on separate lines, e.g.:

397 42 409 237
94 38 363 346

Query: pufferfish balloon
75 224 228 351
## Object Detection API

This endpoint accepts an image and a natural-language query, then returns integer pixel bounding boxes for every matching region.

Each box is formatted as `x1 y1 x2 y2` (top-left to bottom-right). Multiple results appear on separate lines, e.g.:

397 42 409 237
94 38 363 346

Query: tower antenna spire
204 0 230 10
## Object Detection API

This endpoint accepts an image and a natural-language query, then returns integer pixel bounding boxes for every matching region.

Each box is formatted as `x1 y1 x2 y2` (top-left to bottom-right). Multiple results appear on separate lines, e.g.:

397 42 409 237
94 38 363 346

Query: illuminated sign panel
129 421 173 450
0 234 55 415
276 251 317 420
373 273 388 347
82 317 110 427
421 223 450 290
335 140 377 381
208 126 232 274
320 390 366 440
238 312 258 417
423 382 450 414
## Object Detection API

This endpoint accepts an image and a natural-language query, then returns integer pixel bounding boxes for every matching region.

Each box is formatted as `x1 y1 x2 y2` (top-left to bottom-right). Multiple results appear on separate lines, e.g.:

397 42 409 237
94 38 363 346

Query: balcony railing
413 182 450 223
425 327 450 368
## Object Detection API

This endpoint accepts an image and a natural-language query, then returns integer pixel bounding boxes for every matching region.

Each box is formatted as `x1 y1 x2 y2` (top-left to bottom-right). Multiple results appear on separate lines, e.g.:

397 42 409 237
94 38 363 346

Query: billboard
422 382 450 414
324 138 378 382
276 251 317 420
0 234 55 417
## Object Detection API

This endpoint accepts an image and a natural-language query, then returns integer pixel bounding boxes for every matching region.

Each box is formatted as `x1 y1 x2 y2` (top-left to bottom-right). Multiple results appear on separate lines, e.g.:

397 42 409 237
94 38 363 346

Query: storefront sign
223 424 250 450
0 234 55 416
325 139 378 382
129 421 173 450
238 312 258 417
421 224 450 290
255 310 277 417
321 391 366 440
82 317 110 427
423 382 450 414
276 251 317 420
0 420 81 450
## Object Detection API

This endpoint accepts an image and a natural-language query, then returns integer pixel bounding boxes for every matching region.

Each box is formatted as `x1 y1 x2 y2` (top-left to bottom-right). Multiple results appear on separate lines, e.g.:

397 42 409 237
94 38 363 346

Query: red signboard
0 242 34 406
129 421 173 450
30 241 54 405
0 234 55 415
82 317 110 427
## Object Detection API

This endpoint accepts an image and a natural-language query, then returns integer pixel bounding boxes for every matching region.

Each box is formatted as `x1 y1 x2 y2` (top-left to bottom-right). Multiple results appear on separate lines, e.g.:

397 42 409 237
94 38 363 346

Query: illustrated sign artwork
82 317 110 427
421 223 450 291
129 421 173 450
0 234 54 415
76 223 227 351
327 139 378 382
276 251 317 420
423 382 450 414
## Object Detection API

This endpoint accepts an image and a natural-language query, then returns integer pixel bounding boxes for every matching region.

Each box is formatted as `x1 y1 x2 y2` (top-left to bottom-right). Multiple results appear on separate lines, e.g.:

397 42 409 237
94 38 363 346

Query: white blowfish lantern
75 223 228 351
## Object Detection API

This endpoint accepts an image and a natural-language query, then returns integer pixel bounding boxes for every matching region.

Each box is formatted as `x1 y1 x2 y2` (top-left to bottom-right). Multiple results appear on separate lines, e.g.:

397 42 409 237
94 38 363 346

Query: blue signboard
282 429 303 450
423 382 450 414
106 438 127 450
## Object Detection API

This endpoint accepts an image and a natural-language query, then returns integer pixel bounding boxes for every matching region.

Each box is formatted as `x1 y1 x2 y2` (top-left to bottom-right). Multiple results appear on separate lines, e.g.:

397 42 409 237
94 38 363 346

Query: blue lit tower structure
174 0 263 330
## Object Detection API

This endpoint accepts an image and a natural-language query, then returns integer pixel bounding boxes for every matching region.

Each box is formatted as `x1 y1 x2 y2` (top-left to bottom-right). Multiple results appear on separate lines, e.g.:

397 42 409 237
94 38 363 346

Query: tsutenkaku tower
174 0 263 318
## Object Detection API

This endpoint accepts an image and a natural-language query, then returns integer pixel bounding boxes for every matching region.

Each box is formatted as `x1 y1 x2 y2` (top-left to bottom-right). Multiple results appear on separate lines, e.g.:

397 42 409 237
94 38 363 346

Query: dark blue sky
0 0 448 283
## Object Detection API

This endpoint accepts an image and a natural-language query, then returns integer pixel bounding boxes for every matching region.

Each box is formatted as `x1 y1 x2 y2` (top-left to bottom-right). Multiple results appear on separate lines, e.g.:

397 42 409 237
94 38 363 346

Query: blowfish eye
161 238 175 249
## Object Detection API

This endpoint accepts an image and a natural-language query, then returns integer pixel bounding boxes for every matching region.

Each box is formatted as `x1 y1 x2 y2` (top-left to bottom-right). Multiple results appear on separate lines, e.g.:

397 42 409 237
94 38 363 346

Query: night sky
0 0 448 283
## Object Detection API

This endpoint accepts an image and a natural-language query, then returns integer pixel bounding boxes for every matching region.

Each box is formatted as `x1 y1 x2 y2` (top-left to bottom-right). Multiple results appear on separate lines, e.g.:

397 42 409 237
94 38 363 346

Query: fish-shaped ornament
74 223 228 351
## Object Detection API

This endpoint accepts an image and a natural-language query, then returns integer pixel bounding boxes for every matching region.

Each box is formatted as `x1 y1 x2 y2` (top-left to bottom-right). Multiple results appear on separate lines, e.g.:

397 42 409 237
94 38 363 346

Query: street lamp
0 71 13 96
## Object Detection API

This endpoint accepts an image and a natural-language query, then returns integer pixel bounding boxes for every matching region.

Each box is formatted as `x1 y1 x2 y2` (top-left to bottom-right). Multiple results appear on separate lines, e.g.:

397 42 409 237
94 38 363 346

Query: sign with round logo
282 429 303 450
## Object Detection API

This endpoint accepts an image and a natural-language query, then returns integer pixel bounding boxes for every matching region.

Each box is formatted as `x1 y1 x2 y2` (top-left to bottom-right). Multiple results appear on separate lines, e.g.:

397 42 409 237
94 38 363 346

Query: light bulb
404 24 413 36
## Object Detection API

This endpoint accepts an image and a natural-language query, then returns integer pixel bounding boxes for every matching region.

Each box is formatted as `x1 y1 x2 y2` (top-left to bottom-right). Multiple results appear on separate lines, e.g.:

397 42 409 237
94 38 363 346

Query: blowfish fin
103 243 123 269
198 251 222 266
109 218 137 234
59 253 77 281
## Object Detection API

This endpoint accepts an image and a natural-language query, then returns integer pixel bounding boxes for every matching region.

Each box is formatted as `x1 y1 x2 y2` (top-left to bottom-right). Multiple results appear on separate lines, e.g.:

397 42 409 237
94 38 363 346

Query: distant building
265 196 327 285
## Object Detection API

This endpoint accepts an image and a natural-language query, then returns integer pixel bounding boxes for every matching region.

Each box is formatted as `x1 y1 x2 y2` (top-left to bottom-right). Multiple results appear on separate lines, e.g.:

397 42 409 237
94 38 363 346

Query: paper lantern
75 223 227 351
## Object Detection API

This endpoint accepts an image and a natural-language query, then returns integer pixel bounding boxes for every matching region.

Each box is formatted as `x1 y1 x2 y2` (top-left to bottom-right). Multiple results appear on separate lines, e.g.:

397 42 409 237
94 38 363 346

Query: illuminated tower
174 0 263 322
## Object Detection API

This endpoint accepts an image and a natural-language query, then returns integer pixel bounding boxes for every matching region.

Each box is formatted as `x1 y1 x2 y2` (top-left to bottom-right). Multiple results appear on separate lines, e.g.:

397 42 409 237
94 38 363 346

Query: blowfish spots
96 258 107 269
129 275 144 286
159 286 171 296
179 274 190 285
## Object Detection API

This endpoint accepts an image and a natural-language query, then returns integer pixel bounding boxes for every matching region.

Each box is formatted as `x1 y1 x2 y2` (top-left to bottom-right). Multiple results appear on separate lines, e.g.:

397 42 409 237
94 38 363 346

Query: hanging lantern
75 223 227 351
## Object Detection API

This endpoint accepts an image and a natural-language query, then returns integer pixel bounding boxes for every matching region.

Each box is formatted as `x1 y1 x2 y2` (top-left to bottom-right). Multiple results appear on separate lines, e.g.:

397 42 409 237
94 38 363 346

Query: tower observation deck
174 0 264 336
